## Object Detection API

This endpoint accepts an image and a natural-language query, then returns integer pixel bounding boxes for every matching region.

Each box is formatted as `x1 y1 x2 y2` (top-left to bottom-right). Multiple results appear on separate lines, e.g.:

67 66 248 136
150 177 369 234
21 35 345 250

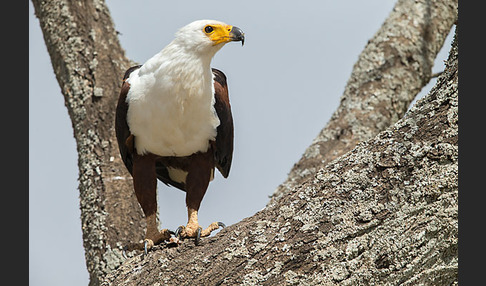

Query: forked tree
32 0 458 285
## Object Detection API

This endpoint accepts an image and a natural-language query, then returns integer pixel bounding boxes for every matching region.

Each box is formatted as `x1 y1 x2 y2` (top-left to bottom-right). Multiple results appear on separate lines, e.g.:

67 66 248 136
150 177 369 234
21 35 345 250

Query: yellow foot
175 222 225 245
142 228 173 254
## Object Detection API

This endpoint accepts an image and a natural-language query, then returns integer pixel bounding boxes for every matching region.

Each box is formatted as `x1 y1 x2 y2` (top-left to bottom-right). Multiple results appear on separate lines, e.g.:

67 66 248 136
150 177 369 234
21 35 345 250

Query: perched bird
115 20 244 251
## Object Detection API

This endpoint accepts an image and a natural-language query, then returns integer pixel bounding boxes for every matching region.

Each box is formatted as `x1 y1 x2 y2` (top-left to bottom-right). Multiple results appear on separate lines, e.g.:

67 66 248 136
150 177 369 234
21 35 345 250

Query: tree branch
269 0 458 205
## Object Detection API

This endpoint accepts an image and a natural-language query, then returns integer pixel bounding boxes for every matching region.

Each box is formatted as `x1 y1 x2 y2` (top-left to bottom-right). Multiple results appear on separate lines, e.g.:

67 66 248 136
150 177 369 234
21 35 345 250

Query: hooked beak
229 26 245 46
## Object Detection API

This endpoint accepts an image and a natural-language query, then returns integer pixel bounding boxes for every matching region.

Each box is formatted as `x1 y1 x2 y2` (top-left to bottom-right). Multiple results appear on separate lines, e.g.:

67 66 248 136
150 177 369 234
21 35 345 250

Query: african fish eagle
115 20 244 251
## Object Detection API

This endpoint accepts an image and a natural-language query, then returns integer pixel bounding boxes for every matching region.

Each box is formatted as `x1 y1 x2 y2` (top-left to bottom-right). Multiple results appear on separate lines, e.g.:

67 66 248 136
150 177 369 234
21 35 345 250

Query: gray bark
32 0 458 285
31 1 143 285
269 0 458 205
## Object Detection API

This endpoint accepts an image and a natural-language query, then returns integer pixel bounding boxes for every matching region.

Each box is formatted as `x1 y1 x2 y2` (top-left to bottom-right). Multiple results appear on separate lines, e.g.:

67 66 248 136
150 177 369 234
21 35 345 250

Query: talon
217 222 226 228
122 246 128 259
195 227 202 246
143 239 154 255
175 226 184 239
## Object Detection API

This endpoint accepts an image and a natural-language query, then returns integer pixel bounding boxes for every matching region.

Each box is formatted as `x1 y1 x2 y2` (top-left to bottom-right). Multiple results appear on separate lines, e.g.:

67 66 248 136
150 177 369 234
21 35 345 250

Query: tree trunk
31 1 144 285
32 0 458 285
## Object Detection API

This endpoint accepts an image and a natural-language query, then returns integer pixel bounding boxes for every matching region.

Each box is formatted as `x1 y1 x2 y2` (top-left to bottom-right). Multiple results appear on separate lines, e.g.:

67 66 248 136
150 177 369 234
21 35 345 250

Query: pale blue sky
29 1 453 285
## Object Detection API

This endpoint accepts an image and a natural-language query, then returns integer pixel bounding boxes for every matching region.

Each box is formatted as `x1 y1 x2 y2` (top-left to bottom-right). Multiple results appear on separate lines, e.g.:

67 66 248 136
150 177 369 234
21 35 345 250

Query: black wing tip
217 165 231 179
216 155 232 178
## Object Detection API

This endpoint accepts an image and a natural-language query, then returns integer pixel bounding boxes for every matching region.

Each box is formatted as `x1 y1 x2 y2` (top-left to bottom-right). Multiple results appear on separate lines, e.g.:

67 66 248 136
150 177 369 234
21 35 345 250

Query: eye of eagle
204 25 214 33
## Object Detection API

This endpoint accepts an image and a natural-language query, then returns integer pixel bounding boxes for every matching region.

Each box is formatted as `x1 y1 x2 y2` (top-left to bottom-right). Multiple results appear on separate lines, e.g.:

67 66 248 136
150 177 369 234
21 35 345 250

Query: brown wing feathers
212 68 234 178
115 65 142 175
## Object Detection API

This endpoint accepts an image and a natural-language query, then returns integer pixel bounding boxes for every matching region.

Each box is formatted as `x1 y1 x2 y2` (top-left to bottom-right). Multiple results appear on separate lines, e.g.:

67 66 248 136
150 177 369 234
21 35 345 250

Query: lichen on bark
269 0 458 206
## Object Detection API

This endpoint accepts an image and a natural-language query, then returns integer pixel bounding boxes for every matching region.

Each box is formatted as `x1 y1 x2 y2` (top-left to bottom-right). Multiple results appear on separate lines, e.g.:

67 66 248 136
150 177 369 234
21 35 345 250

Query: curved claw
144 240 149 255
195 227 202 246
143 239 155 255
122 245 128 259
175 226 184 239
217 222 226 228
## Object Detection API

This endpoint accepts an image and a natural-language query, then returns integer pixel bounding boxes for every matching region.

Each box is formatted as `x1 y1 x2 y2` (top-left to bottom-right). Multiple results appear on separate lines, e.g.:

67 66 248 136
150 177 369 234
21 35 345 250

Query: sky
29 1 454 285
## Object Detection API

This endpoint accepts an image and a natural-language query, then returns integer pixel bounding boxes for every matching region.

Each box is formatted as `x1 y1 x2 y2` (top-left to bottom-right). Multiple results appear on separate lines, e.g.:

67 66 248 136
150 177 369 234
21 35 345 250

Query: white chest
126 64 220 157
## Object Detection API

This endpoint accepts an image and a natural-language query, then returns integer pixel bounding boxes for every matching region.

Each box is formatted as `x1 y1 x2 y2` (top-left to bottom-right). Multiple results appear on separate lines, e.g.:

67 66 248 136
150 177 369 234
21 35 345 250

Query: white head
172 19 245 56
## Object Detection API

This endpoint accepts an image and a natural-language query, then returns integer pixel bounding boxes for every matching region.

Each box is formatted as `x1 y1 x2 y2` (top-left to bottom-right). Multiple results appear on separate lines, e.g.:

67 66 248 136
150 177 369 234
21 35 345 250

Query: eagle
115 20 244 251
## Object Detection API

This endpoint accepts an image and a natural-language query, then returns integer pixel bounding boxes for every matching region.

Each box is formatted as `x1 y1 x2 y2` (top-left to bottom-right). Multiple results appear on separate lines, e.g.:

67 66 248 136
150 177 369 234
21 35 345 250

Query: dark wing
115 65 142 175
212 68 234 178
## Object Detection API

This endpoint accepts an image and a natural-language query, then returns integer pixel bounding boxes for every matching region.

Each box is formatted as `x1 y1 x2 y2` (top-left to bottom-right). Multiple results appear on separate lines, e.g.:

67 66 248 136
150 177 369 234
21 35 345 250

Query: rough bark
31 1 144 285
32 0 458 285
269 0 458 205
103 28 458 286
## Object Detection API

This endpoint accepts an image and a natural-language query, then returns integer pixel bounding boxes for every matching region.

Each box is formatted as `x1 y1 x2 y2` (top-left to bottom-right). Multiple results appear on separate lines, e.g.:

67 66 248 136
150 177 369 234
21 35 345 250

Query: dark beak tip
230 26 245 46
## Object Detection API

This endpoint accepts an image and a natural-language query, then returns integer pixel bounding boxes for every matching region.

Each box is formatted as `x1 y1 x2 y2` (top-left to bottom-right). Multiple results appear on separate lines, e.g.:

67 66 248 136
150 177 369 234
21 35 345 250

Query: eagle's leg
176 152 225 244
132 152 171 252
177 208 223 236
